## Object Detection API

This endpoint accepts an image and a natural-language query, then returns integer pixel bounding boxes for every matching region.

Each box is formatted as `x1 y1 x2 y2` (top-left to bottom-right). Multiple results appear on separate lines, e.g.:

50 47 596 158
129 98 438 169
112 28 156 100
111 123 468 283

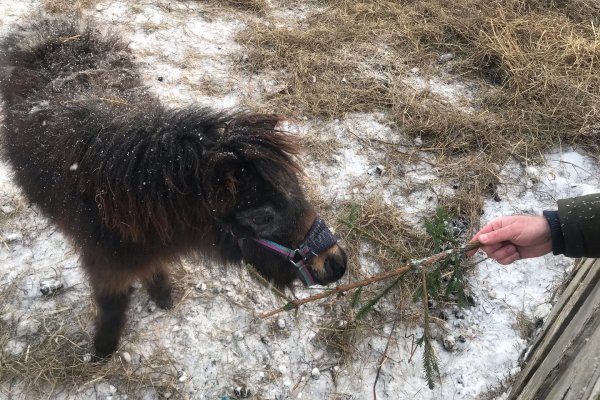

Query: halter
240 217 338 286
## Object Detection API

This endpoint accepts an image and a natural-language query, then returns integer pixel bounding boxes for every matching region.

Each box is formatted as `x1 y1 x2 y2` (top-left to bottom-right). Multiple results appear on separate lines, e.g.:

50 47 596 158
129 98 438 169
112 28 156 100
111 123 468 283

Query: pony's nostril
325 251 347 280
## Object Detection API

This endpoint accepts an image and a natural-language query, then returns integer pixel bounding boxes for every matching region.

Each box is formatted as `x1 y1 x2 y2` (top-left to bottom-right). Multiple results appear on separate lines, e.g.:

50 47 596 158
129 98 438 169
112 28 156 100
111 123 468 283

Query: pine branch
258 240 481 319
356 277 402 320
421 270 440 389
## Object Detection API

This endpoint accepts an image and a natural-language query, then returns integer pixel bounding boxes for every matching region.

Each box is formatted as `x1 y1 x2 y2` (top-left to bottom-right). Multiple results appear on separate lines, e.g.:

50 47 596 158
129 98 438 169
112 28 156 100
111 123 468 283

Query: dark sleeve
553 193 600 258
542 210 566 256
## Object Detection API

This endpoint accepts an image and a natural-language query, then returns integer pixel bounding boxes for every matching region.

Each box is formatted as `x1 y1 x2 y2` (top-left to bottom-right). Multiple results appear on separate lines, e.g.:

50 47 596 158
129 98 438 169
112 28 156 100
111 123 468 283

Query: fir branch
421 270 440 389
356 277 402 320
258 240 481 319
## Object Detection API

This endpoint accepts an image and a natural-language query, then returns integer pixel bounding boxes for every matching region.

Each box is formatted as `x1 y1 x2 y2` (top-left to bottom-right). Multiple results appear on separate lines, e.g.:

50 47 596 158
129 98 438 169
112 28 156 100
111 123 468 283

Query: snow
1 1 600 399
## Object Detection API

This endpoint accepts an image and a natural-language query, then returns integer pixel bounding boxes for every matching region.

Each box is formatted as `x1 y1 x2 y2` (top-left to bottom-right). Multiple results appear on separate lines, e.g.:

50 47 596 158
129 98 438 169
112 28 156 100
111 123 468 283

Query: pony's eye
235 206 276 231
252 213 273 226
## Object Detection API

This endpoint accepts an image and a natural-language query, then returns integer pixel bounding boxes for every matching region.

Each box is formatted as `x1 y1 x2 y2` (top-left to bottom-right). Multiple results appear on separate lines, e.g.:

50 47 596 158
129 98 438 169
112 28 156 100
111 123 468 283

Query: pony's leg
84 255 134 359
144 266 173 310
93 287 132 359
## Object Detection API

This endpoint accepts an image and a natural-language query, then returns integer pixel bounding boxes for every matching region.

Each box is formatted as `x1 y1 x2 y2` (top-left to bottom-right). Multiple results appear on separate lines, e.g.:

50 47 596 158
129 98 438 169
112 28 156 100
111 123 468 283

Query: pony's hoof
91 351 111 363
155 295 174 310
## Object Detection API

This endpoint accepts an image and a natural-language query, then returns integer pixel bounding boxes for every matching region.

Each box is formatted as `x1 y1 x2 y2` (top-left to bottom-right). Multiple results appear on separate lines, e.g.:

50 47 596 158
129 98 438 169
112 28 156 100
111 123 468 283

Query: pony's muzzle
311 244 347 285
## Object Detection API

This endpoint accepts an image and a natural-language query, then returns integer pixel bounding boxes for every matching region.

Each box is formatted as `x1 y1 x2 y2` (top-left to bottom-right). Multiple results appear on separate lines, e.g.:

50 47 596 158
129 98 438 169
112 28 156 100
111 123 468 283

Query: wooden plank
533 272 600 399
510 258 600 399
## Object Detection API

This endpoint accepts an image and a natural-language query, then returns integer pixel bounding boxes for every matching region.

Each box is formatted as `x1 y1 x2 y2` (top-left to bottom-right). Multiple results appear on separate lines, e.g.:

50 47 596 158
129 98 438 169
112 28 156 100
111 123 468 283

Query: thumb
479 226 517 245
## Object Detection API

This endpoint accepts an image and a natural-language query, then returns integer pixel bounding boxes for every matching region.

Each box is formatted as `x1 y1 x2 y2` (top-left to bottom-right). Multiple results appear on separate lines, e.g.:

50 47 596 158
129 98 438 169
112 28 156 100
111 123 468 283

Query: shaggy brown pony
0 18 347 358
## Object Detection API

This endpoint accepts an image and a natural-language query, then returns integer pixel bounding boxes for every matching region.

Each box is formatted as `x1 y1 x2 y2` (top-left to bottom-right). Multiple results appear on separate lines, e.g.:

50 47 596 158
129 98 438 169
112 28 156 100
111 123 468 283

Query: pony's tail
0 17 129 106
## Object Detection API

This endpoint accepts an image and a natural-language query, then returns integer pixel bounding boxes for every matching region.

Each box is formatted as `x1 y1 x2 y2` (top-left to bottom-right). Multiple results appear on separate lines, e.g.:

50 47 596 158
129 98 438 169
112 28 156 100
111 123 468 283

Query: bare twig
259 240 481 319
373 315 399 400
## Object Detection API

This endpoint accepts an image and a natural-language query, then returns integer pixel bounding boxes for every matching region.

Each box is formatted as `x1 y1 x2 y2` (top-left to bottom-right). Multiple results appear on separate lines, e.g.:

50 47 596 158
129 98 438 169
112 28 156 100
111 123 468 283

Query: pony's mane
90 110 302 244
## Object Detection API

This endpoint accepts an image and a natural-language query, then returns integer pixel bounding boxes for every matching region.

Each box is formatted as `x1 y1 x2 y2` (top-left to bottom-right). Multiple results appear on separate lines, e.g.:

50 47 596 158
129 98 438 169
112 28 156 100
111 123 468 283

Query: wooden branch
258 240 481 319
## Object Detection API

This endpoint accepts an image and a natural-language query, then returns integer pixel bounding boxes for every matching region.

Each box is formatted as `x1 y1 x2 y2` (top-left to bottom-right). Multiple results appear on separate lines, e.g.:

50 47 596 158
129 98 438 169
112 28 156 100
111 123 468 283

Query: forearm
545 194 600 258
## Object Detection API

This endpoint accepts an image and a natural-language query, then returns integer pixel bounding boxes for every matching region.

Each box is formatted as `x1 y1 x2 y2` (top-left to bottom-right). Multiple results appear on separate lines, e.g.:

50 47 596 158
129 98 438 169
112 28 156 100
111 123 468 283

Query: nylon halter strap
245 217 338 287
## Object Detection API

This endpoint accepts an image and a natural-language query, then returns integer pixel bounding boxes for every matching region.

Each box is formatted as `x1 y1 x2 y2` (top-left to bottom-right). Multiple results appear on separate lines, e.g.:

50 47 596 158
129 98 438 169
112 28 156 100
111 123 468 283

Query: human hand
466 215 552 264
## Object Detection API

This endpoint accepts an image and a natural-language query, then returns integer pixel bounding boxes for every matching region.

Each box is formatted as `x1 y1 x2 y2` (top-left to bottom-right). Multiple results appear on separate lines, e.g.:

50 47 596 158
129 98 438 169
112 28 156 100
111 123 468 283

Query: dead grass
42 0 97 13
0 288 181 399
237 0 600 228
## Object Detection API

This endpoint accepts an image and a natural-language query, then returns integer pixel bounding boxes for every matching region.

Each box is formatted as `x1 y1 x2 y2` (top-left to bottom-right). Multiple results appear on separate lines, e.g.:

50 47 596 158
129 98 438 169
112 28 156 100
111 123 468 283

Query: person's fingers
466 248 480 257
479 242 503 257
466 241 504 257
478 225 519 246
497 252 520 265
487 243 518 262
473 223 498 237
469 222 499 243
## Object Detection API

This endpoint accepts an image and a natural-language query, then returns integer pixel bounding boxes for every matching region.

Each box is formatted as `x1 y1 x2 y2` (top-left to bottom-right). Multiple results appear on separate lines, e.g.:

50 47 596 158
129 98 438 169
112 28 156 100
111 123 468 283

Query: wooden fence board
510 258 600 400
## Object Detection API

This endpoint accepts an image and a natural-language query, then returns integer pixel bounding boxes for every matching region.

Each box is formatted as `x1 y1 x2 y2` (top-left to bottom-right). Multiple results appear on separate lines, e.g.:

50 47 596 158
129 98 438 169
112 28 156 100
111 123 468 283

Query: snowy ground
1 1 600 399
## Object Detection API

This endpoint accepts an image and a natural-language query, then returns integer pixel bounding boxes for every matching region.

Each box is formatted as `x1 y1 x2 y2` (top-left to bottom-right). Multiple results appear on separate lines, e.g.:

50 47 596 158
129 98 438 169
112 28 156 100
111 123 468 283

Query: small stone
443 335 456 351
233 331 244 341
177 370 188 382
438 310 449 321
40 279 64 296
195 282 207 291
4 232 23 243
162 391 172 399
277 364 288 375
109 385 117 394
410 67 420 74
83 353 93 363
147 303 157 313
488 290 497 300
16 319 41 336
157 76 164 82
457 375 464 385
453 309 465 319
457 335 466 343
233 386 251 398
277 318 286 329
311 367 321 379
438 52 454 63
0 205 15 214
120 351 132 364
368 165 386 176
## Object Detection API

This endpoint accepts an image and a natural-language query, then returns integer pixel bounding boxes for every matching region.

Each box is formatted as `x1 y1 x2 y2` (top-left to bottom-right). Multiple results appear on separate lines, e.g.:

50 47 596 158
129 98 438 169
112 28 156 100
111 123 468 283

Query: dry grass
237 0 600 227
214 0 270 14
42 0 97 13
236 10 600 366
0 285 182 399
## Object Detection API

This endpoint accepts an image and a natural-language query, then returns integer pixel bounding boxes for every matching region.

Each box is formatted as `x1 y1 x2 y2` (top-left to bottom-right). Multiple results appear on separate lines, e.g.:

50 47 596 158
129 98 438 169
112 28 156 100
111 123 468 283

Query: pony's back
0 17 140 106
0 18 164 238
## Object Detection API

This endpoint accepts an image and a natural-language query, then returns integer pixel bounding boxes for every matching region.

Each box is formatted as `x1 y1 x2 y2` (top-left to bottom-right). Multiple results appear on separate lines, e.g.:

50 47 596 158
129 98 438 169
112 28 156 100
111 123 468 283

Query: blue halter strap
241 217 338 286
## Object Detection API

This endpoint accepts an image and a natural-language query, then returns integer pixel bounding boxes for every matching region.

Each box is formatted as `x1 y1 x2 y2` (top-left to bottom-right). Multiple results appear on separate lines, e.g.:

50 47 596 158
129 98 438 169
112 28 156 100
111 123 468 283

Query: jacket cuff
543 210 566 256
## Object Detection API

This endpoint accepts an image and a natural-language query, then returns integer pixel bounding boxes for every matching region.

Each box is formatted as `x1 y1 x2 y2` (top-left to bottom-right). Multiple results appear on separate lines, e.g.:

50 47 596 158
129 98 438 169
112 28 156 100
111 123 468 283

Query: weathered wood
509 258 600 400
